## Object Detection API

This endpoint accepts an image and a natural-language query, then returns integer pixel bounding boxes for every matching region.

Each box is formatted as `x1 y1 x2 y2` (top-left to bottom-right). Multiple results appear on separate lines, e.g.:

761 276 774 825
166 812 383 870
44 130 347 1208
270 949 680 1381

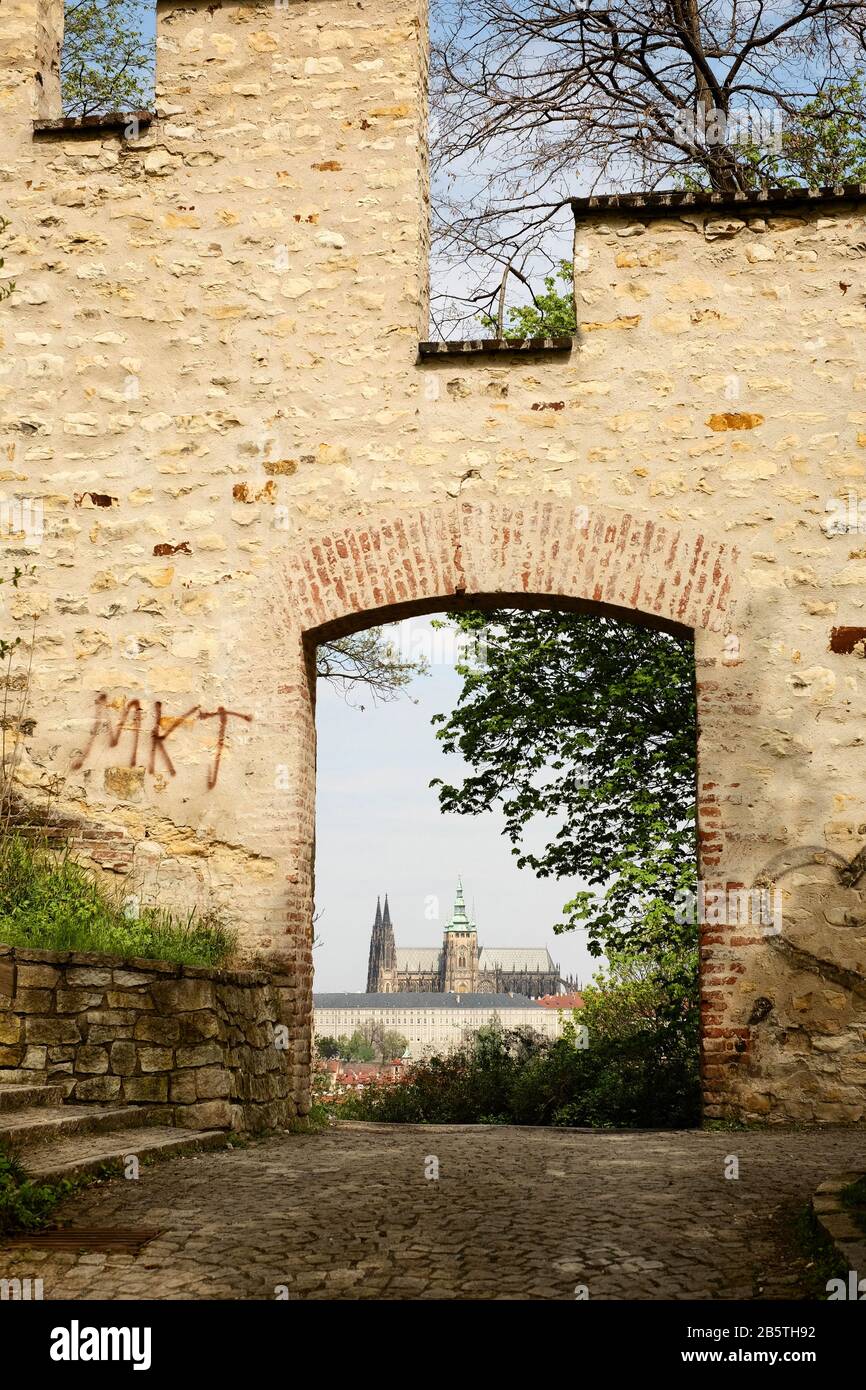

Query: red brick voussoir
276 500 740 641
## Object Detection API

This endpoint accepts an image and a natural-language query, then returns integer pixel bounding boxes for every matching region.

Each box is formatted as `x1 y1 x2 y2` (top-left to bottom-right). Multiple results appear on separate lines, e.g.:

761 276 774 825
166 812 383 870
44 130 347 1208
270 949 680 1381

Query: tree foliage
680 73 866 190
61 0 151 118
324 1025 409 1061
338 1030 376 1062
481 259 576 340
432 1 866 332
338 996 700 1128
431 609 698 990
315 629 427 707
776 75 866 184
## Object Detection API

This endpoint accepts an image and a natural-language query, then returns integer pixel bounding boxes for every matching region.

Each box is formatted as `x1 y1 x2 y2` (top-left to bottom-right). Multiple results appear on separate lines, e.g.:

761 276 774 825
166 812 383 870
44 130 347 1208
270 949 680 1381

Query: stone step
0 1082 72 1113
0 1069 68 1088
23 1126 230 1182
0 1103 166 1153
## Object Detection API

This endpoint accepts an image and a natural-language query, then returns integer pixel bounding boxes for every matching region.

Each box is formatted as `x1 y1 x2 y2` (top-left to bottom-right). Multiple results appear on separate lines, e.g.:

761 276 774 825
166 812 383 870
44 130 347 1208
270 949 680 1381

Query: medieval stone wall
0 944 291 1130
0 0 865 1121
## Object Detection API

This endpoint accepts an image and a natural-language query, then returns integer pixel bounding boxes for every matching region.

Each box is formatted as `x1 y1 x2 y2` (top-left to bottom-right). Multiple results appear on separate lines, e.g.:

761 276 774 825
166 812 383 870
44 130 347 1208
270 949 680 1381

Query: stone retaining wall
0 946 292 1132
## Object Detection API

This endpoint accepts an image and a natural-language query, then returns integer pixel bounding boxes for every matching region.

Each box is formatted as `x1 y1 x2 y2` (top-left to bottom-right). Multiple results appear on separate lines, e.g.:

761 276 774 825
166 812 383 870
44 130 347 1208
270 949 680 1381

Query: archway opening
308 594 701 1128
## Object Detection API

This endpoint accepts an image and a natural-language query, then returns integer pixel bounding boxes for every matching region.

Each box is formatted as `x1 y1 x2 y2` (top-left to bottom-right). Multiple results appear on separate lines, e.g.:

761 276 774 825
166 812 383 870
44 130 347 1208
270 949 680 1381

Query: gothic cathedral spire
366 895 384 992
366 893 397 991
382 894 396 971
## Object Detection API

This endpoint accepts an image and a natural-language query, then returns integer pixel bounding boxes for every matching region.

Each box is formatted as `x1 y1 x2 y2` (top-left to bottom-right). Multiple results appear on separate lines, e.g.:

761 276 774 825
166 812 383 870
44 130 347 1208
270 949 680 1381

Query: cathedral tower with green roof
442 878 479 993
365 879 571 997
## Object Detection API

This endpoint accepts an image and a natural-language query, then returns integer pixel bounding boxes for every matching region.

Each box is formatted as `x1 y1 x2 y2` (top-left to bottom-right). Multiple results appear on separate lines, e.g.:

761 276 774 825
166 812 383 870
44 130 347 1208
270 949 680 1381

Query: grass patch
0 1144 77 1238
0 834 236 967
840 1174 866 1235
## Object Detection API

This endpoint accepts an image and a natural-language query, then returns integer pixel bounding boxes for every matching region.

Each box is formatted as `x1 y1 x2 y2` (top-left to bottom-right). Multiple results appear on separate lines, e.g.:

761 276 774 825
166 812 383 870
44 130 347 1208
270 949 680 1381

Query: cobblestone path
3 1124 863 1300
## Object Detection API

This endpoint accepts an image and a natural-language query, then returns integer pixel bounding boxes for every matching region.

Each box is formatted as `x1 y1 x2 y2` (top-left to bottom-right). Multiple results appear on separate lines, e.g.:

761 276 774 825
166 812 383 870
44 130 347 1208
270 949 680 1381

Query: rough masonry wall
0 944 291 1130
0 0 865 1121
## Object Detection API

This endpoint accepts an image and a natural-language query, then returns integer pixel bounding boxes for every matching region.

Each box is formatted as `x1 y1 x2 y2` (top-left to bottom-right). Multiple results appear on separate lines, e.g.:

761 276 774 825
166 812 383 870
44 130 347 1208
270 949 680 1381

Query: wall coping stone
418 336 574 358
569 183 866 220
33 110 155 138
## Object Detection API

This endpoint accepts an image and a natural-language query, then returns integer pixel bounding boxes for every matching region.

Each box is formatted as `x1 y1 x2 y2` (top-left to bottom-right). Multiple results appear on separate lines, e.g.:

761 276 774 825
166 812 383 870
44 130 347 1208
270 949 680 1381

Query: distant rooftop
314 992 545 1010
477 946 557 972
537 993 584 1010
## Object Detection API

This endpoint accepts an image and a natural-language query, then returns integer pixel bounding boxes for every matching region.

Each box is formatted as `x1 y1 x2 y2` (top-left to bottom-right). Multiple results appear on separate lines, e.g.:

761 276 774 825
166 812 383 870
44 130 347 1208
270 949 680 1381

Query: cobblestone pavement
3 1124 864 1300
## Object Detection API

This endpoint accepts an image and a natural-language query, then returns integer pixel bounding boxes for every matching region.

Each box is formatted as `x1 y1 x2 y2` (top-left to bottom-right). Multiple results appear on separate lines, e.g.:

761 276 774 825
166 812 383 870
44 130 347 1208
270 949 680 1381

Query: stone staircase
0 1081 229 1182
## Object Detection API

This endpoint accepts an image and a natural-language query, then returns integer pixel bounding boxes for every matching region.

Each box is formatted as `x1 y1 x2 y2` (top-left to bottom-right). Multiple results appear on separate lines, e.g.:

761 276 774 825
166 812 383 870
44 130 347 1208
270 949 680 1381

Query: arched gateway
1 0 865 1125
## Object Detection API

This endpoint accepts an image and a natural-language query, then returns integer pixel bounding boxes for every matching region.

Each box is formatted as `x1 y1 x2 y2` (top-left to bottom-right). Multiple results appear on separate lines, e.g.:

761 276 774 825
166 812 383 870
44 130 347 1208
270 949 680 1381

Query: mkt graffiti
71 694 253 790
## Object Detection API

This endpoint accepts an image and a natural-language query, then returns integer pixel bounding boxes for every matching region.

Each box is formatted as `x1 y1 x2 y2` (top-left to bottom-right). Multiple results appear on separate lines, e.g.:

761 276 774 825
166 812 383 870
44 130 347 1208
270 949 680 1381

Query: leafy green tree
61 0 151 118
481 260 576 341
353 1021 410 1060
376 1030 408 1061
431 609 698 995
578 950 698 1059
777 77 866 186
343 1030 376 1062
680 74 866 192
315 1036 342 1060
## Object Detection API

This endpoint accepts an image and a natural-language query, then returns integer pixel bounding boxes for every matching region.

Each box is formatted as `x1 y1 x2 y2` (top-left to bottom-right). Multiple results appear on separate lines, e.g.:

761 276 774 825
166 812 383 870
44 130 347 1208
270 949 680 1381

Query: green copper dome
445 878 476 932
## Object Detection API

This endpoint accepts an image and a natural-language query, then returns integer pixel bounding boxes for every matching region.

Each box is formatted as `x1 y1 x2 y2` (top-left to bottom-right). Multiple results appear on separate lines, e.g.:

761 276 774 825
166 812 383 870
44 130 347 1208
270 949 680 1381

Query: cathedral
365 880 575 998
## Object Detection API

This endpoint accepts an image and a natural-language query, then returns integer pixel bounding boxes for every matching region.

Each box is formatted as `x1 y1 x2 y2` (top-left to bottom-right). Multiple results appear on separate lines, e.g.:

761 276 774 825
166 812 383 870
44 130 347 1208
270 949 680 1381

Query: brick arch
276 500 739 641
265 498 744 1120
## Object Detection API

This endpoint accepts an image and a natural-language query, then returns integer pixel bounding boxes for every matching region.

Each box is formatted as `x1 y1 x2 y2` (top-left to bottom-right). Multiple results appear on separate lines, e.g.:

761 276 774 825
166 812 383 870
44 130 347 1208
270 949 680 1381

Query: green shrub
0 834 236 967
337 950 700 1129
0 1144 75 1236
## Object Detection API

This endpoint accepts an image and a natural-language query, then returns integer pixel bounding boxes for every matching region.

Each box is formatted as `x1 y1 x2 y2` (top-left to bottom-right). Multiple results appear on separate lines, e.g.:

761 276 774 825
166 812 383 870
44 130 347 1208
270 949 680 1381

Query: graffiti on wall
71 694 253 791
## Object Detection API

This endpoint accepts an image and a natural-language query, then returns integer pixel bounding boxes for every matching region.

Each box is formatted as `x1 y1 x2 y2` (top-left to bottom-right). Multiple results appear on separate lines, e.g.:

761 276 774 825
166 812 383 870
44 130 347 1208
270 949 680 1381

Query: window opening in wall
61 0 155 117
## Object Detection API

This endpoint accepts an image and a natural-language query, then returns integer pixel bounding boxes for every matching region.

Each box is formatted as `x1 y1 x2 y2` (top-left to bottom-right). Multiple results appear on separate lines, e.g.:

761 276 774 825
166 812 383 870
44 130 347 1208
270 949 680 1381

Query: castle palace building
366 881 574 998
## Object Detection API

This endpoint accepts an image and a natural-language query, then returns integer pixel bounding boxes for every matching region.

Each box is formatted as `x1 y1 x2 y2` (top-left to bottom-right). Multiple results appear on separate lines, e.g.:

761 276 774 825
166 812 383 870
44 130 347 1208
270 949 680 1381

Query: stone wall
0 945 292 1130
0 0 865 1123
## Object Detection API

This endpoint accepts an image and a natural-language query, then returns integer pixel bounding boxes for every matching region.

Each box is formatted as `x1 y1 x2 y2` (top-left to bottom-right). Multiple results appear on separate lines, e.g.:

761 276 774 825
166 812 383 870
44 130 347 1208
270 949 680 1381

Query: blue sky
314 617 598 993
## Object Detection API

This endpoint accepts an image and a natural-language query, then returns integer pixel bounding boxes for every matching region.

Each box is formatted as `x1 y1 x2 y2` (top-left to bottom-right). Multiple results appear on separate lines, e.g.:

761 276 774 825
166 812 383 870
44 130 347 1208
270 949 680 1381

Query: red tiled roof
537 993 584 1009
